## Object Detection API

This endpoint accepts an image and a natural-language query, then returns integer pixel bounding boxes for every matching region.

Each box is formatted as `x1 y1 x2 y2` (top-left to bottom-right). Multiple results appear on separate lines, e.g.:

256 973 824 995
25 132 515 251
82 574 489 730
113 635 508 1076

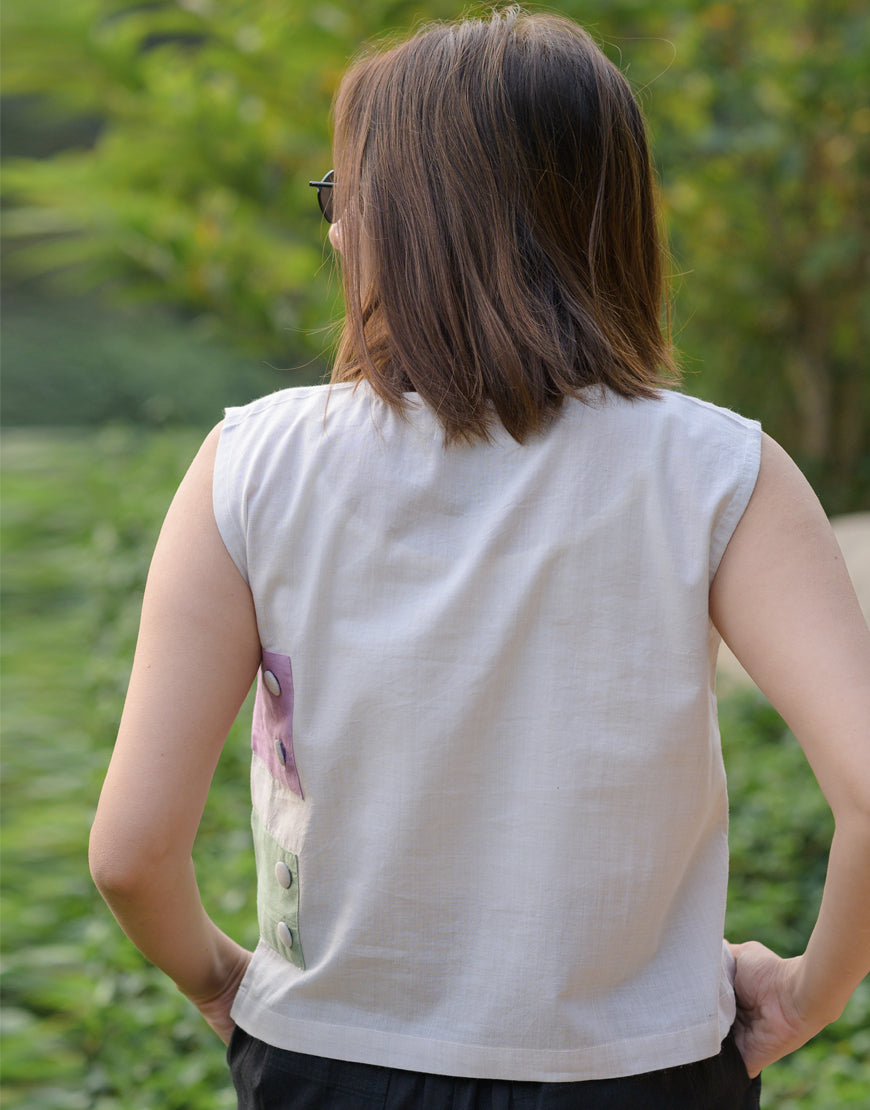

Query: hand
728 941 827 1078
184 940 253 1044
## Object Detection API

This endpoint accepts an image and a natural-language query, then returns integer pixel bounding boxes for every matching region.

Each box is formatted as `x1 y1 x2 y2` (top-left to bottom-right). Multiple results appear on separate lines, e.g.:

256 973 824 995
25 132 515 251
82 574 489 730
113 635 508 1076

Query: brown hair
330 6 677 443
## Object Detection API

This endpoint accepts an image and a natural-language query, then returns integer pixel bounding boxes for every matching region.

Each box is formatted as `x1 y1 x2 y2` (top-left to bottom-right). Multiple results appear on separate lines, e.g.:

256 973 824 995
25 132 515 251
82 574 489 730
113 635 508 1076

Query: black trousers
228 1025 762 1110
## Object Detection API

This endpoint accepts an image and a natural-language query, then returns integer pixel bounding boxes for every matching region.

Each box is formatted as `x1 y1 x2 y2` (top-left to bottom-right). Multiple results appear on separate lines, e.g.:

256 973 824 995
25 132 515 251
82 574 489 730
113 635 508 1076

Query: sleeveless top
213 382 761 1082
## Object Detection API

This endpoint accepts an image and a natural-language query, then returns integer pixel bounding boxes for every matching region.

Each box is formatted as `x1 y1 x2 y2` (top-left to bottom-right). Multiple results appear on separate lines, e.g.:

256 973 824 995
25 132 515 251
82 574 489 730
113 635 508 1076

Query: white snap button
276 922 293 949
274 738 286 765
275 861 292 889
263 669 281 697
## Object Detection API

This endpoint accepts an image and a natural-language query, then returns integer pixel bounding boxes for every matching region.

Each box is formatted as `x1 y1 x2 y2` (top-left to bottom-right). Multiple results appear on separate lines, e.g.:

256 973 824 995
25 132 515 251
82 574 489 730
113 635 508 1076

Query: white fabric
214 383 761 1081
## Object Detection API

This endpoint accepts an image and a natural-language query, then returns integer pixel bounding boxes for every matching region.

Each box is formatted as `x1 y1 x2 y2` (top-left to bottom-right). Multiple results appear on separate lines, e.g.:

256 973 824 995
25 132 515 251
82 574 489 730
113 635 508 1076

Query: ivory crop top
213 383 761 1081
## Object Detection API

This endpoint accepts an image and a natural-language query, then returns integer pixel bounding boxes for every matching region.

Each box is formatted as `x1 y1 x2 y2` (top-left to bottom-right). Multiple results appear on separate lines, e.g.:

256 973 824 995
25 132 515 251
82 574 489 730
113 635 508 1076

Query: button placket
251 651 303 798
252 809 304 969
274 856 295 951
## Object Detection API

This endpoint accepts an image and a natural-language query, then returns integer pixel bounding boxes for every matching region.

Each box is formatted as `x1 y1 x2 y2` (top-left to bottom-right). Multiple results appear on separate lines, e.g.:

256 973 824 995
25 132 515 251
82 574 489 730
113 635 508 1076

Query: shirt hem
230 989 729 1082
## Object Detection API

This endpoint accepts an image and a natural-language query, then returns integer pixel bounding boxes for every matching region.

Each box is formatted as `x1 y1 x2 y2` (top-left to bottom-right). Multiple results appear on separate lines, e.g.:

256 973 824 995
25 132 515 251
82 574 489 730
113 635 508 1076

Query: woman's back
218 382 759 1080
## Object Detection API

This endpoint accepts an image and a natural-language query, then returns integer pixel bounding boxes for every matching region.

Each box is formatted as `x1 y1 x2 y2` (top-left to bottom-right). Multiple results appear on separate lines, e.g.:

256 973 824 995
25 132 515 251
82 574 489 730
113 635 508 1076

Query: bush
2 428 866 1107
0 287 311 427
3 0 869 508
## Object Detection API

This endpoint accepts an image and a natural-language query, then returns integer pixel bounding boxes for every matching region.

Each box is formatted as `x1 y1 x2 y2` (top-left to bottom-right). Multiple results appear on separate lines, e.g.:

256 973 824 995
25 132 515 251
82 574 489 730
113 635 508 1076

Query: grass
1 427 868 1108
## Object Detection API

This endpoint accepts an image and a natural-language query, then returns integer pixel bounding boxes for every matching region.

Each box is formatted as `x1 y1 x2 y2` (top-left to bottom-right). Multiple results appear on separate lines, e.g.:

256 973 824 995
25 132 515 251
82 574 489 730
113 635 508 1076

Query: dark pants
228 1026 762 1109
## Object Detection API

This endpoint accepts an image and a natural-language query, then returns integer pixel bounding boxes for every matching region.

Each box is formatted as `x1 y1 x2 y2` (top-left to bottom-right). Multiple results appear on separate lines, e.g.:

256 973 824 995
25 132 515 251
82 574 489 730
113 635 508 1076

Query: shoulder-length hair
330 6 678 443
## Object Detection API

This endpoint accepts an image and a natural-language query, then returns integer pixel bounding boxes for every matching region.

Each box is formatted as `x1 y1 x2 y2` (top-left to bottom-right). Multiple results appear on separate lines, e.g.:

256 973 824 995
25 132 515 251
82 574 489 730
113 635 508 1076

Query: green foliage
0 288 303 427
3 0 869 506
722 690 833 953
4 0 870 509
2 428 867 1107
651 0 870 513
1 428 252 1109
1 0 457 364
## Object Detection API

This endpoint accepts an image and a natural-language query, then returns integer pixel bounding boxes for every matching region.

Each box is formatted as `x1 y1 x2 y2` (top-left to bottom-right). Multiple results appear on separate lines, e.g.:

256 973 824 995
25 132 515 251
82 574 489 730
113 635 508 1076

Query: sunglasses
308 170 335 223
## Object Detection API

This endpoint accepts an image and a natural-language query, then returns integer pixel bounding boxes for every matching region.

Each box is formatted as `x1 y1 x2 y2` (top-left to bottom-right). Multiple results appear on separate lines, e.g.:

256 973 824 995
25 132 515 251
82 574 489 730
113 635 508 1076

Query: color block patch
251 650 303 798
252 808 305 970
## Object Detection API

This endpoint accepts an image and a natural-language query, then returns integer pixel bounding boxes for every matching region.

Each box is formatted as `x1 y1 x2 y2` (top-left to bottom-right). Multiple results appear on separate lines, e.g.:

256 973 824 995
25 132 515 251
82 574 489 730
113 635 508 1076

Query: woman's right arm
710 433 870 1077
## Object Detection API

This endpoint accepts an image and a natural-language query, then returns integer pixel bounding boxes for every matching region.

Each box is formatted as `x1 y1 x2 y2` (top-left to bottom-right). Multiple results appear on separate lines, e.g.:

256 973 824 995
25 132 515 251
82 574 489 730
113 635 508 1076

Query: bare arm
710 433 870 1076
89 424 261 1042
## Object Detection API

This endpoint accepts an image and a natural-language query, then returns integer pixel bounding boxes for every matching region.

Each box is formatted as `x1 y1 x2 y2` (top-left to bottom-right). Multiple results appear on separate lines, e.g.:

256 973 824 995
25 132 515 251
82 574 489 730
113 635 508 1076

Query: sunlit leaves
3 0 868 508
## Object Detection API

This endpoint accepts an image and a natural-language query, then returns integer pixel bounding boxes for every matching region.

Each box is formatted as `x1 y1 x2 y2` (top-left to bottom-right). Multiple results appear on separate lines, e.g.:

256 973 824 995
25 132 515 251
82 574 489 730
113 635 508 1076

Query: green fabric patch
251 808 305 970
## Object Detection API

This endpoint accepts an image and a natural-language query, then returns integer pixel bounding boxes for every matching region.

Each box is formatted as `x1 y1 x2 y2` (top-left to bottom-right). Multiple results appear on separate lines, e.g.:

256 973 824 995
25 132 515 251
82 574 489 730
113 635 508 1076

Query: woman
89 9 870 1108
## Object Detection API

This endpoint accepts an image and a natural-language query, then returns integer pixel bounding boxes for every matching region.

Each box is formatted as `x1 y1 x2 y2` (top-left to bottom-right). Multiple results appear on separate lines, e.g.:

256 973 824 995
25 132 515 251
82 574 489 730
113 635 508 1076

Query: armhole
709 419 762 582
212 416 250 585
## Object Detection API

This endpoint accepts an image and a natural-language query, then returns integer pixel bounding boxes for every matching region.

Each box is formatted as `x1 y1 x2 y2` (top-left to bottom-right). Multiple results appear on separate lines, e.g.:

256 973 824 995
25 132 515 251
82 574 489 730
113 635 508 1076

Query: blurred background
2 2 868 1108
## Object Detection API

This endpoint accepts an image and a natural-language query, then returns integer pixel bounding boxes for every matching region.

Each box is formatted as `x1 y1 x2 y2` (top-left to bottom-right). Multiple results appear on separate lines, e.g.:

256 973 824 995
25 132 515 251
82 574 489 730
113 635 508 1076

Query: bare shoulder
711 434 870 817
710 434 860 647
166 420 224 507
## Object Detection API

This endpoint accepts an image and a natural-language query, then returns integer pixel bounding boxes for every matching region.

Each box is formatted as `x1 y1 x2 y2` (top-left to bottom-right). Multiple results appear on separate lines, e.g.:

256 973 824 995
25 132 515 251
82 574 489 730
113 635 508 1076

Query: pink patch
251 650 303 798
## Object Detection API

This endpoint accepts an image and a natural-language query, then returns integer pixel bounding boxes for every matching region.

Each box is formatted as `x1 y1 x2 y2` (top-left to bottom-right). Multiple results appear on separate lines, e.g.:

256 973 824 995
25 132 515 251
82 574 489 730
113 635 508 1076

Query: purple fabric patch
251 650 303 798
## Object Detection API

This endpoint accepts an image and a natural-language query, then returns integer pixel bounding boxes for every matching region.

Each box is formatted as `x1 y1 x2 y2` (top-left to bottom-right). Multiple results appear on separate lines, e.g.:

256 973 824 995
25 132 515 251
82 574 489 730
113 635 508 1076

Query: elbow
830 768 870 831
833 802 870 840
829 778 870 852
88 823 133 898
89 813 188 903
89 818 158 900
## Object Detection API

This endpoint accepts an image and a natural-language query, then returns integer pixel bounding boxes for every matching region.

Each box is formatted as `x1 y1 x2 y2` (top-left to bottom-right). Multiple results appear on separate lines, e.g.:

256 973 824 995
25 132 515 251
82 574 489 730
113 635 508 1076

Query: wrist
791 953 849 1030
176 927 247 1005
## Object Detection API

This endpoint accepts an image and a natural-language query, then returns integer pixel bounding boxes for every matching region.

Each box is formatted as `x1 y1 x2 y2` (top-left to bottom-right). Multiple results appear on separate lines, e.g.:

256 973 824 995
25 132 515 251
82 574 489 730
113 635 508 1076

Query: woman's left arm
89 423 262 1042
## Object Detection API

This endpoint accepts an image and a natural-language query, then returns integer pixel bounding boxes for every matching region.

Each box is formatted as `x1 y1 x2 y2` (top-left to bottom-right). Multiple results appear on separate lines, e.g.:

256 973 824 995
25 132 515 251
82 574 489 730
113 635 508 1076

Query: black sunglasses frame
308 170 335 223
